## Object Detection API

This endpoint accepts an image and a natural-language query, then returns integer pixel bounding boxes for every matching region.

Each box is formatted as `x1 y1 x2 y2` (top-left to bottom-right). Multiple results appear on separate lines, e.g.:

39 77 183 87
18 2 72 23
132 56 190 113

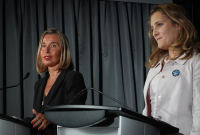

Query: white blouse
143 53 200 135
149 57 170 117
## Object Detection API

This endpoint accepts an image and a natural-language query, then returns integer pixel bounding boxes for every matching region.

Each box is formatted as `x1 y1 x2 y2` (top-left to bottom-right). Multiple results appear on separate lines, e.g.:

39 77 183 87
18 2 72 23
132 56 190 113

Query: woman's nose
44 46 50 53
153 29 159 37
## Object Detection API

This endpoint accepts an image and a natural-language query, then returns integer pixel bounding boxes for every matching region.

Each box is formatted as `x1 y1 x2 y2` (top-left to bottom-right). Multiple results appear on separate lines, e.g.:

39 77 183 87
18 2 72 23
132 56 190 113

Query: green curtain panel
0 0 155 118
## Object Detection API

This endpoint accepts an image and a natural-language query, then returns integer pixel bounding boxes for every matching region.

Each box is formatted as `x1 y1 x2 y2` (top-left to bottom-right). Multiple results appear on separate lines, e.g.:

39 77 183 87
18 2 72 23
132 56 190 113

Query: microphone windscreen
24 72 30 79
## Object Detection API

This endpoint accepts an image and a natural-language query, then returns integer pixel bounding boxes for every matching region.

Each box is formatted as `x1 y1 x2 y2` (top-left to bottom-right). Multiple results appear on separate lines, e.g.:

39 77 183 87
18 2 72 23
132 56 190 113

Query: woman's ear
176 19 184 31
175 23 182 31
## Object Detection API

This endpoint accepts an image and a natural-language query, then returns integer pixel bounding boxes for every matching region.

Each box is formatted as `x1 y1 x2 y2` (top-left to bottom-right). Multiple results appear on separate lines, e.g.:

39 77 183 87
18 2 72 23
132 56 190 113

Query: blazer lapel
34 76 48 112
143 62 162 116
144 62 162 96
43 68 70 106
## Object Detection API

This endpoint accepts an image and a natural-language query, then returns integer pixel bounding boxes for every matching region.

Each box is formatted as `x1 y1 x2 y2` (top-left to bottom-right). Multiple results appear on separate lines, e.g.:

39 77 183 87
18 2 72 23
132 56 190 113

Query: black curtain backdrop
0 0 155 118
173 0 200 38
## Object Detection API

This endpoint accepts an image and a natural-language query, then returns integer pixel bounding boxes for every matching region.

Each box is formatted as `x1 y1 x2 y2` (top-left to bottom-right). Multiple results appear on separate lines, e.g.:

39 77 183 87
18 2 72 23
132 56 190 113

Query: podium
44 105 179 135
0 114 32 135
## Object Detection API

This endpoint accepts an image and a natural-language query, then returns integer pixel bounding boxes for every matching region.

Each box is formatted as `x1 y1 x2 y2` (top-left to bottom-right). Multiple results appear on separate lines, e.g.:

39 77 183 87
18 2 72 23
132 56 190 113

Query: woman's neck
167 46 180 61
48 66 61 79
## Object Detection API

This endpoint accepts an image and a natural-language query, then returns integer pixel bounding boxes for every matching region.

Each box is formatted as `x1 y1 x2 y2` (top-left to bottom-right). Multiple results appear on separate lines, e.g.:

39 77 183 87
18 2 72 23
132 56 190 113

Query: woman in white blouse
142 3 200 135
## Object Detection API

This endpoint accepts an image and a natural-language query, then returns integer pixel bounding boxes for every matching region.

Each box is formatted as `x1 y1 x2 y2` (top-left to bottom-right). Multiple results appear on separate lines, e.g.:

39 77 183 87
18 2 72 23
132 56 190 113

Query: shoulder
61 69 85 88
186 53 200 65
62 69 84 81
67 70 83 76
191 53 200 61
63 69 83 78
183 53 200 75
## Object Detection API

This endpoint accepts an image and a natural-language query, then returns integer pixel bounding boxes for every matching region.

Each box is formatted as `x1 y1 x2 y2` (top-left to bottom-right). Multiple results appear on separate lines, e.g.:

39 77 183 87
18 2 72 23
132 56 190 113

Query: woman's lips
44 56 51 60
157 37 162 41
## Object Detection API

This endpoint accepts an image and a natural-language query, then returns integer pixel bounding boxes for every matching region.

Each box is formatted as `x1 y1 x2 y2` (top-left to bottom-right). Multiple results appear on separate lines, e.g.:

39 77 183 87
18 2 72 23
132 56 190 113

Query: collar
154 57 163 68
154 53 187 68
174 53 187 65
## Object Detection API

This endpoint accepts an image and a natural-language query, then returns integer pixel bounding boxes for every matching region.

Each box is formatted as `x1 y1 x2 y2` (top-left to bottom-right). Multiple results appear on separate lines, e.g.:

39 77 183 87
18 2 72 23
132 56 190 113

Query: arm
31 78 51 131
65 72 87 105
31 109 50 131
191 57 200 135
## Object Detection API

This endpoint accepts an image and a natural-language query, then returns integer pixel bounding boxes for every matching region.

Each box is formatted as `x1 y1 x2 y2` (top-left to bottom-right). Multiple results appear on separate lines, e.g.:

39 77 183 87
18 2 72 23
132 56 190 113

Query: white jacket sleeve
190 56 200 135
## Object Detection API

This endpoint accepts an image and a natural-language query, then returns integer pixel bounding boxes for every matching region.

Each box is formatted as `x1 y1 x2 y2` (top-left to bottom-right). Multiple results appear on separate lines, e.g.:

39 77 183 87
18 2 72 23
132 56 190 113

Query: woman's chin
43 63 60 69
158 46 169 50
43 63 55 67
43 63 51 67
42 62 54 66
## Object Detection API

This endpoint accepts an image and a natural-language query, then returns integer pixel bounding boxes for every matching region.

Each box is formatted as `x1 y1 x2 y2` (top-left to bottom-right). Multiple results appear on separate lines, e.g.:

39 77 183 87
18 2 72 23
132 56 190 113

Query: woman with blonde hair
31 28 87 135
143 3 200 135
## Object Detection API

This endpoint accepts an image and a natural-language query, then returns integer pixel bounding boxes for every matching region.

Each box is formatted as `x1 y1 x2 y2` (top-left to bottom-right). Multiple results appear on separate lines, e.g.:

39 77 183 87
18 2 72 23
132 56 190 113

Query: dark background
0 0 198 119
173 0 200 38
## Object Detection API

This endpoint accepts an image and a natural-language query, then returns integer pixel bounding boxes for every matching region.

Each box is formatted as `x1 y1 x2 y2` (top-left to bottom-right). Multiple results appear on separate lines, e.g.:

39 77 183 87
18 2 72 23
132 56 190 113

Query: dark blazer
33 68 87 135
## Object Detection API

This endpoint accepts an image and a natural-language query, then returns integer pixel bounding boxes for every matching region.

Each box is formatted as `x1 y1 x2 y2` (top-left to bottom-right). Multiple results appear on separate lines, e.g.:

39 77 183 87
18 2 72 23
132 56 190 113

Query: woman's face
151 11 181 50
40 34 61 68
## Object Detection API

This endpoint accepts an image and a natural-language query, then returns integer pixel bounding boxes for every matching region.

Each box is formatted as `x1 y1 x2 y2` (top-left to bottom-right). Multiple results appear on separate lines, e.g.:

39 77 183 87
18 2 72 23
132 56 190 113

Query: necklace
42 95 44 105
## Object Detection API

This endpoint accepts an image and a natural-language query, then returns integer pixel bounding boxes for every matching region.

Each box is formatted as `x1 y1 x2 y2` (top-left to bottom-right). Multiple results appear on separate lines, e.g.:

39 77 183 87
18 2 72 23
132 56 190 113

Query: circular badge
172 69 180 77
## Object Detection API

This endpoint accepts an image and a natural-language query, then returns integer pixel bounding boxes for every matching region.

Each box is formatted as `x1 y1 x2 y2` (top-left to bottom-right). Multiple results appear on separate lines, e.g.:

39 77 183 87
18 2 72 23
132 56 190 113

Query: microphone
68 87 134 112
0 72 30 90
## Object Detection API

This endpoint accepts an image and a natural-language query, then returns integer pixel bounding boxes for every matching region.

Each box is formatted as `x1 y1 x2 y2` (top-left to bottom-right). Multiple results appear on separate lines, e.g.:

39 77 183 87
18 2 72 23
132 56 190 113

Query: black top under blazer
33 68 87 135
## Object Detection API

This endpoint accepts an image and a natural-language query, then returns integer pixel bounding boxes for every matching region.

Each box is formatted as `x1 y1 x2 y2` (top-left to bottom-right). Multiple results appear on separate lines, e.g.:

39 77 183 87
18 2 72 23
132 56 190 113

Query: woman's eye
158 23 163 26
51 45 56 48
41 45 45 47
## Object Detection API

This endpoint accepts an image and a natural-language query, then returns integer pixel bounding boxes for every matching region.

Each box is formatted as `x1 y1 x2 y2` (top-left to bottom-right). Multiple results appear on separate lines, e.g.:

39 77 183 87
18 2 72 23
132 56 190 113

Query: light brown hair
36 28 72 74
146 3 199 68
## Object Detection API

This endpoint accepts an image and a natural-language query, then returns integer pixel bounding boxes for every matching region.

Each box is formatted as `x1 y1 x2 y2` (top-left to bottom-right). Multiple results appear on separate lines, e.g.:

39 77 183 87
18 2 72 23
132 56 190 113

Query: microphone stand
81 87 135 112
0 72 30 90
0 72 30 119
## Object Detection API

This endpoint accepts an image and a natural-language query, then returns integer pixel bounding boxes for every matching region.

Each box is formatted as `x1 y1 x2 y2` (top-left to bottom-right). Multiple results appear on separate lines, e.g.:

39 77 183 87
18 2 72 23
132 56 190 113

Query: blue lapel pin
172 69 180 77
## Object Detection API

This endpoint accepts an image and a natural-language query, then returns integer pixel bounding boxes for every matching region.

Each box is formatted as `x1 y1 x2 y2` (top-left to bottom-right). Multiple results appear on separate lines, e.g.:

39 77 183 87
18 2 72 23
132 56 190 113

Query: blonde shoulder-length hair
146 3 200 68
36 28 72 74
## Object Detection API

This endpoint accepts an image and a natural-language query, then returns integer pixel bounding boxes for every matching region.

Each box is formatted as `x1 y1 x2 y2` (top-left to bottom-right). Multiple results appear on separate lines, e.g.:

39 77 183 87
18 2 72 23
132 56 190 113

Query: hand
31 109 50 130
